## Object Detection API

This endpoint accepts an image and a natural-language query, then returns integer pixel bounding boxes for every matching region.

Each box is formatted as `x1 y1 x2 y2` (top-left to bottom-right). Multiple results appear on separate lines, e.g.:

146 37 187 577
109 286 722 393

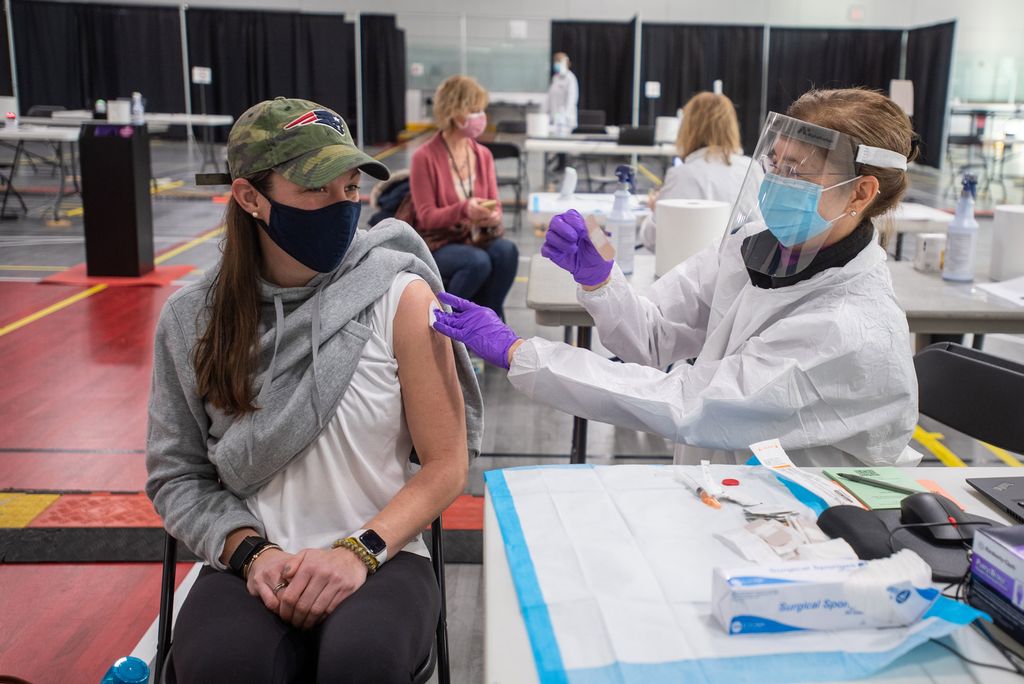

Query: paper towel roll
654 199 732 276
526 112 549 138
992 205 1024 281
655 116 681 143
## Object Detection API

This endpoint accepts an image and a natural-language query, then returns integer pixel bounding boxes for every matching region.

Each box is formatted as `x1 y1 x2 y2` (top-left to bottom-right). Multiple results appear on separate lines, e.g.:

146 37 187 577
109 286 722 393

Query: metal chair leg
155 533 177 682
431 516 450 684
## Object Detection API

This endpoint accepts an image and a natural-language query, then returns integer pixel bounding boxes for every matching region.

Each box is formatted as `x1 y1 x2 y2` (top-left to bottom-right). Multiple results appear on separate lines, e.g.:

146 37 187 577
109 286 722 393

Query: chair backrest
480 141 521 161
495 120 526 134
578 109 605 127
914 342 1024 453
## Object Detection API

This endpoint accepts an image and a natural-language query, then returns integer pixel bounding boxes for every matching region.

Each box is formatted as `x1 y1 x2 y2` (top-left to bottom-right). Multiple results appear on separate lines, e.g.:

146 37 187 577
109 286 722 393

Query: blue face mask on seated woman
257 196 361 273
758 174 859 248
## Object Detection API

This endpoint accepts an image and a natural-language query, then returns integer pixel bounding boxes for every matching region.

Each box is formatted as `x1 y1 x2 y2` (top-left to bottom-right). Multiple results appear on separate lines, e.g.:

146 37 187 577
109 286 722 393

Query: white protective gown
546 70 579 131
508 225 921 466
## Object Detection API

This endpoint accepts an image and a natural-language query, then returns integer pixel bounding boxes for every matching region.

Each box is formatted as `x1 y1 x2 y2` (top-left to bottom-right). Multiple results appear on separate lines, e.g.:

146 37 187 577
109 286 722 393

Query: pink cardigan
410 133 502 233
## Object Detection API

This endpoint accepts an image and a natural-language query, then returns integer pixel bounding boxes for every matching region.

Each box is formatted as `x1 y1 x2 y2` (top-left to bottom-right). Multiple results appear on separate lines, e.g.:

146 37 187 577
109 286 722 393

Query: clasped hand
247 546 368 629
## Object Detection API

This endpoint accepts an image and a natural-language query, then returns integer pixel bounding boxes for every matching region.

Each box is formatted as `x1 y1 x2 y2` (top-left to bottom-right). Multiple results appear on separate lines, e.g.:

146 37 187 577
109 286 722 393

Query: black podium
79 123 154 277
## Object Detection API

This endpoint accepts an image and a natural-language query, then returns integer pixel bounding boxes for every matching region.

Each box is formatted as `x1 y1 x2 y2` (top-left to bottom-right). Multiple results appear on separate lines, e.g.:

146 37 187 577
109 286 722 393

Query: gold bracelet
242 543 282 580
332 537 379 574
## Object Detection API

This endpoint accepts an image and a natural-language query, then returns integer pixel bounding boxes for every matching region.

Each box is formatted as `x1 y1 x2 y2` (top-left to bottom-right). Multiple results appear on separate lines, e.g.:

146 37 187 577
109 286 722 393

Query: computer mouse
900 492 972 543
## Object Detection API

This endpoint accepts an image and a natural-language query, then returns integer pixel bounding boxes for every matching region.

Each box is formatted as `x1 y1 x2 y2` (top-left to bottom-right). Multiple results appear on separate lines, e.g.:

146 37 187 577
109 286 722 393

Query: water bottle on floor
100 656 149 683
130 92 145 126
942 174 979 282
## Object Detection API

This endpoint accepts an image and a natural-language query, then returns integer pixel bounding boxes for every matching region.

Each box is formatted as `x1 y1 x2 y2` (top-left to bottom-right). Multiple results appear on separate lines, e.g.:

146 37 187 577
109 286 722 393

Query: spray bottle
606 165 636 274
942 174 979 282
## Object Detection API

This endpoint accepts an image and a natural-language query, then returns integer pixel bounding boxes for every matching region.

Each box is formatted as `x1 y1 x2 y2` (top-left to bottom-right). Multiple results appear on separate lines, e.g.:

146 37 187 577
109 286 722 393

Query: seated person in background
640 92 751 250
410 75 519 321
146 97 482 683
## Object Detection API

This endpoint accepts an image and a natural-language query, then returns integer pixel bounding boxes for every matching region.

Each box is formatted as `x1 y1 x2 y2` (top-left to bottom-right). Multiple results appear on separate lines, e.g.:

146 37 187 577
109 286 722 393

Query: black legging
168 552 439 683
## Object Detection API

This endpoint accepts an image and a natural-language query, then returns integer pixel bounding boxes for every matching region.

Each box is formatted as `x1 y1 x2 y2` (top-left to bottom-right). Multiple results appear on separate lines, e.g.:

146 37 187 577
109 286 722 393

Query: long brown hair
193 171 273 414
787 88 919 235
676 92 741 164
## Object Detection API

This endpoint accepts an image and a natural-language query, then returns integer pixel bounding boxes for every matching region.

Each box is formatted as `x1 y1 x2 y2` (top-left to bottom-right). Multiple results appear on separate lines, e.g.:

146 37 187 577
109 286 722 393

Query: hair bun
908 132 922 161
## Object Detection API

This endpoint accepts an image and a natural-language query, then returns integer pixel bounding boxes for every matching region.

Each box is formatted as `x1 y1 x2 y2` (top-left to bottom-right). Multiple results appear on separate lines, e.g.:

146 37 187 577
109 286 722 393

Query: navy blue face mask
257 196 360 273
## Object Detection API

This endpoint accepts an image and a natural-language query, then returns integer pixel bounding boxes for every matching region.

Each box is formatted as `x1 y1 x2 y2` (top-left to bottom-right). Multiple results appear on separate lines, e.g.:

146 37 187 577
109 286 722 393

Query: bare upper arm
393 279 468 469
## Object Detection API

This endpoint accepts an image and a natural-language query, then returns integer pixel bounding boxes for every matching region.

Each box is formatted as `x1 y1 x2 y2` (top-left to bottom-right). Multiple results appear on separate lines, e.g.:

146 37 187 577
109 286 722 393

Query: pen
835 472 921 496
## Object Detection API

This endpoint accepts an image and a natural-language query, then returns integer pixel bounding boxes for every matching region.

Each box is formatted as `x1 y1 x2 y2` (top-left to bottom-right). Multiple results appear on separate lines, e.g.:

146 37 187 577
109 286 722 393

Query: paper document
977 275 1024 307
823 467 928 509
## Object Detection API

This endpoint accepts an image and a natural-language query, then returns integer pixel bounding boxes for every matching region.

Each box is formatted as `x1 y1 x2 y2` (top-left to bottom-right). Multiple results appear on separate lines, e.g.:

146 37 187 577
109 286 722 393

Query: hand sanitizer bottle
942 174 979 282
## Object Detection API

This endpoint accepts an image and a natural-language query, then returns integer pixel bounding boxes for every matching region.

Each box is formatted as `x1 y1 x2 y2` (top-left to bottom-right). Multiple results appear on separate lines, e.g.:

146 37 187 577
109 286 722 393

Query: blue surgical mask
757 173 856 247
553 61 567 74
258 196 360 273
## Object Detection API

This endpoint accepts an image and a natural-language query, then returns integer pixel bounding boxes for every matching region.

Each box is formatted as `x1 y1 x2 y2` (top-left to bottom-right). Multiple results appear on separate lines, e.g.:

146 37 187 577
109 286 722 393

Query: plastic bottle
95 98 108 120
100 656 149 684
606 165 636 275
942 174 979 282
4 110 17 129
130 92 145 126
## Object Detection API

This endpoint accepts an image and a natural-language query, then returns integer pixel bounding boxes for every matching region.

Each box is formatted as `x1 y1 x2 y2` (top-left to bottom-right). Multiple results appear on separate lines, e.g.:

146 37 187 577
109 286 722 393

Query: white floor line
131 562 203 677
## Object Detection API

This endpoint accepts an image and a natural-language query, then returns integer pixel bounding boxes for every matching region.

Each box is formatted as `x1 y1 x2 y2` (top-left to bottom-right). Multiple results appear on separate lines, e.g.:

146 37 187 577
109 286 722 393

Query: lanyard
442 137 474 200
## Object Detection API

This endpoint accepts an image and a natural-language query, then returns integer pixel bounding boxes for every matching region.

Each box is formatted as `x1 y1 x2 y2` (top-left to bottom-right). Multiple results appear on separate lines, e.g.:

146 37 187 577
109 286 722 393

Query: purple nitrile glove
541 208 613 286
432 291 522 370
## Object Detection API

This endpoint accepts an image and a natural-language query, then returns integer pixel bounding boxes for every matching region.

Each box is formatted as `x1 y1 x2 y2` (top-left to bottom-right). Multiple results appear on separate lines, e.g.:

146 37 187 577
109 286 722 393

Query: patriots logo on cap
283 109 345 136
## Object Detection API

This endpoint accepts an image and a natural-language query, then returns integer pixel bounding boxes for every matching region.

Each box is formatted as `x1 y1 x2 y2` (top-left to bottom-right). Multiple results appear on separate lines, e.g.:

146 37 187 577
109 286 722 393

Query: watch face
359 529 387 556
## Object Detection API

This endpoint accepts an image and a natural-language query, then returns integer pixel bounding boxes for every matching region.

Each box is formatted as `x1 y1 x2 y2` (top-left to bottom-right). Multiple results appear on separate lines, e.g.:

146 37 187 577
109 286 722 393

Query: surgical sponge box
712 559 938 634
972 525 1024 609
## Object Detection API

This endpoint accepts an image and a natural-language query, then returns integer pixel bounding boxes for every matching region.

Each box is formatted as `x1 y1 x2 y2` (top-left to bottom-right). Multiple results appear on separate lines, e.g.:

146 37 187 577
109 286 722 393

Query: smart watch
228 535 273 577
354 528 388 564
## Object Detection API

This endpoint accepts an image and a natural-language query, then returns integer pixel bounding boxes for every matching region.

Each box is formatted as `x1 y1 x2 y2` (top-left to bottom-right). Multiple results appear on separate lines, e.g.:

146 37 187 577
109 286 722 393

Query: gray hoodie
145 219 484 568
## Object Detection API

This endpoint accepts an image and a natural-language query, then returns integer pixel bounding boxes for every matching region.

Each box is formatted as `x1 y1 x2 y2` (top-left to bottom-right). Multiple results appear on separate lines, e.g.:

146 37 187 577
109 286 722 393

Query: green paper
822 467 928 510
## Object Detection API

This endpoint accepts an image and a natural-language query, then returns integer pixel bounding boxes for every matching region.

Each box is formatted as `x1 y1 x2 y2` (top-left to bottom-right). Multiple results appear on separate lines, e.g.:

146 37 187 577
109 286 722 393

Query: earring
252 211 259 218
850 210 858 217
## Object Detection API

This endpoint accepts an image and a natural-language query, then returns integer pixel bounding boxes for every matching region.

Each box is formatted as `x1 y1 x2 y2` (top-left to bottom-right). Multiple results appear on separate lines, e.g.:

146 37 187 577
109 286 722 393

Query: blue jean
432 238 519 320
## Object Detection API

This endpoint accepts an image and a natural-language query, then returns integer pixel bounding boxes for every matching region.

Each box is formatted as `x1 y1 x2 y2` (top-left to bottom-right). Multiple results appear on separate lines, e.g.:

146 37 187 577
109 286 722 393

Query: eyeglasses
759 154 850 182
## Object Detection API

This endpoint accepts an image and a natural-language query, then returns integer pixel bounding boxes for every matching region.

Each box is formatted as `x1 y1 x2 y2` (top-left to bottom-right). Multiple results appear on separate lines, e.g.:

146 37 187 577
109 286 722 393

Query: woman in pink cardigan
410 75 518 320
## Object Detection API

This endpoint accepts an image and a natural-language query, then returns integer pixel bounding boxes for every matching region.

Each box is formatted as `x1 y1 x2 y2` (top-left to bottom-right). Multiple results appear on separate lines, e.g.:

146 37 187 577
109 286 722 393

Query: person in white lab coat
640 92 750 250
546 52 579 133
433 88 923 467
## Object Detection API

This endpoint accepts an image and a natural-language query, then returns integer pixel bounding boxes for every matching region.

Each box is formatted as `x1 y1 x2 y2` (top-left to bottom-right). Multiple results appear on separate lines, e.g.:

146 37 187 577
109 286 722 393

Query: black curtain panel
0 3 12 97
640 23 764 154
186 9 355 137
766 28 903 117
12 0 183 114
360 14 406 145
551 19 635 126
906 21 956 170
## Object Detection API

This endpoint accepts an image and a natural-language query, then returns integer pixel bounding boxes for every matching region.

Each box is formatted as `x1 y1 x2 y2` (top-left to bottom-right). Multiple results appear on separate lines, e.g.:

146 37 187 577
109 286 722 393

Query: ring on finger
272 580 289 594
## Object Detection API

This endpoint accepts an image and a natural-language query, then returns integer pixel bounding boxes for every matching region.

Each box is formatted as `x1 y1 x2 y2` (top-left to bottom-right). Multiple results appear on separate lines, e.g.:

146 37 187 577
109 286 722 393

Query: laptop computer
617 126 656 146
967 476 1024 523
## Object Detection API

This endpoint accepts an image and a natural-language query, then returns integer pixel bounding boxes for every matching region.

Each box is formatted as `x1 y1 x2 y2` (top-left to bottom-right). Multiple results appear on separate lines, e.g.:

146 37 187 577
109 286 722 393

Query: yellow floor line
0 284 108 338
0 265 66 271
637 163 663 186
0 493 60 527
981 441 1023 467
373 132 426 162
155 226 224 265
514 276 528 283
66 207 83 217
912 426 967 467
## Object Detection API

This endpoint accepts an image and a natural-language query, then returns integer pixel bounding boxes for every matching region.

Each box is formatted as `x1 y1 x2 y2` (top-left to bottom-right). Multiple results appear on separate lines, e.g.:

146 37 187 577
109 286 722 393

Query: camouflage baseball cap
198 97 389 186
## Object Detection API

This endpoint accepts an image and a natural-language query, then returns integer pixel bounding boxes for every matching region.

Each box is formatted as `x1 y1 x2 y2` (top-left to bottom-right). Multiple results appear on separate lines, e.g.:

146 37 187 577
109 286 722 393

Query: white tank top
246 272 428 558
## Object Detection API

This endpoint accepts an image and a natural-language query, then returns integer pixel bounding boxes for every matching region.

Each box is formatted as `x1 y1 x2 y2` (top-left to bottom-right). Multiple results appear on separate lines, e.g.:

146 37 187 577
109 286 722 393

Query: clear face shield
723 113 864 277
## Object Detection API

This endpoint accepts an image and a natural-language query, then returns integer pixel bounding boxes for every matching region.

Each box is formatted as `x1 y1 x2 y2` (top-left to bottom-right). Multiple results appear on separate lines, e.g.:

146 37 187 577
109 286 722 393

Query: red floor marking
0 285 175 451
441 494 483 530
0 452 148 492
0 563 193 682
43 263 195 287
0 281 88 328
28 493 162 527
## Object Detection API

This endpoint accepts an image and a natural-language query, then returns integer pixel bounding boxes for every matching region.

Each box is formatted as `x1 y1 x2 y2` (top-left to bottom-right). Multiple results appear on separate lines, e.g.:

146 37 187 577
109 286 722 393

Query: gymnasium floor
0 134 1019 683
